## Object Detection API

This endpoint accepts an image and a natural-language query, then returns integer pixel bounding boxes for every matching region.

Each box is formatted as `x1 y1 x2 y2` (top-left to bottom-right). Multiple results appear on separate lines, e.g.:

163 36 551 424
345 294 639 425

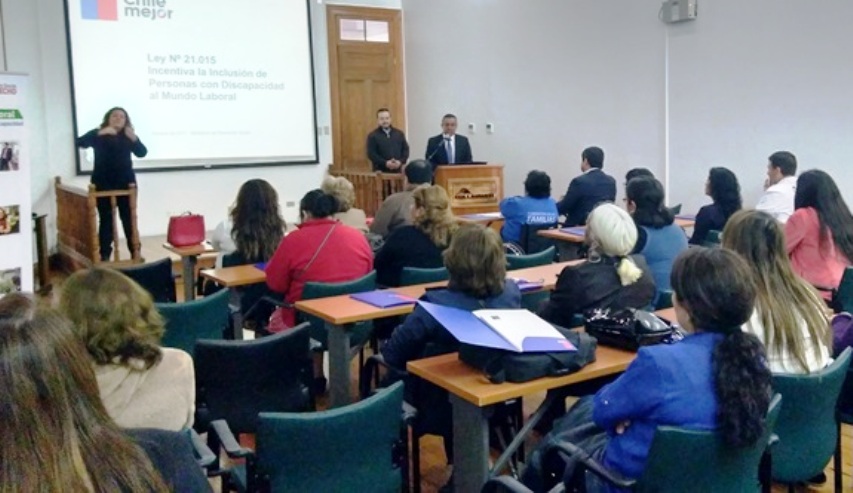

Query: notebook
462 212 503 220
350 290 418 309
418 301 575 352
508 278 545 292
559 227 586 236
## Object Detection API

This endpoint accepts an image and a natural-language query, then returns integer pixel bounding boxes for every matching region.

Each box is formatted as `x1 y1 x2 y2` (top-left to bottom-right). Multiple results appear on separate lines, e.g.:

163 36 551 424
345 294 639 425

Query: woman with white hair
539 203 656 327
321 175 369 233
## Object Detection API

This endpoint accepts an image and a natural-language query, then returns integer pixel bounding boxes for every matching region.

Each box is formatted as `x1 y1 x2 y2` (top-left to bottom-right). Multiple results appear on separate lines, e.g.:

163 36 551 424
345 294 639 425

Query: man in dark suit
424 114 472 170
557 146 616 226
366 108 409 172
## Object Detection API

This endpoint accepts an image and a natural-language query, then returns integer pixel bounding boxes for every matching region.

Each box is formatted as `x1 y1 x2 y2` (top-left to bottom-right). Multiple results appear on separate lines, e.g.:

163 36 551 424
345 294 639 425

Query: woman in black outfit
77 107 147 260
690 167 742 245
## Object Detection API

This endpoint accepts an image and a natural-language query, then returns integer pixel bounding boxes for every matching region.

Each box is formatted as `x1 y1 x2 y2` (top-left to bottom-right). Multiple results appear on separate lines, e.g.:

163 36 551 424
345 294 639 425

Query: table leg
327 321 352 408
451 394 492 492
182 255 197 301
228 288 243 340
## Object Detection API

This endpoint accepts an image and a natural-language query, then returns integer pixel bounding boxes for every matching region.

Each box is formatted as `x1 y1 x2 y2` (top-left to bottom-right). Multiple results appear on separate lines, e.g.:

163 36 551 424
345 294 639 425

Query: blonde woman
539 203 656 327
321 175 368 233
723 209 832 373
58 268 194 431
374 185 458 286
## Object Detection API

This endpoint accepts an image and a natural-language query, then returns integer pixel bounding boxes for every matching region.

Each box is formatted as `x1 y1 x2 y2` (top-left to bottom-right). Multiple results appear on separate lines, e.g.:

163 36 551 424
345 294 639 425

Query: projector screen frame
62 0 321 176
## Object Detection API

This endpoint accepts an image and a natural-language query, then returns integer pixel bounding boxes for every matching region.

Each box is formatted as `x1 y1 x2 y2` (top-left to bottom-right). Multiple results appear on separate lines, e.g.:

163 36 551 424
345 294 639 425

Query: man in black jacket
424 113 472 170
557 146 616 226
366 108 409 172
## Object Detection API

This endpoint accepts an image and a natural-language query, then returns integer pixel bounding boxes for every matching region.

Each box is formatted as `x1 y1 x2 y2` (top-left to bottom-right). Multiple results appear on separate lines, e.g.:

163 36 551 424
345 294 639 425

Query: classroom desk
293 260 581 408
538 218 697 244
163 242 216 301
199 264 266 339
456 212 505 228
407 306 677 492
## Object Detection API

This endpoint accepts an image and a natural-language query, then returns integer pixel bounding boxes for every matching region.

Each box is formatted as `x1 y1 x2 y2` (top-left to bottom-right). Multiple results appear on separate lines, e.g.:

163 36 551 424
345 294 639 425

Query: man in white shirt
756 150 798 223
424 114 473 171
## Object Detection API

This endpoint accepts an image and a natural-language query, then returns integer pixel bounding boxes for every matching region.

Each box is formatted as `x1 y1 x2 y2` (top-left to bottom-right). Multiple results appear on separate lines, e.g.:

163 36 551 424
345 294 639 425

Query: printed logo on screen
0 109 24 127
81 0 174 22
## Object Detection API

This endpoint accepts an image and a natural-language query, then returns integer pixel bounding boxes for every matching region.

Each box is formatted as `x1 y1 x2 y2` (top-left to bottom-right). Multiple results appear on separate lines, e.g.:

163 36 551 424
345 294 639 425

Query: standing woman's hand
98 126 118 136
124 125 138 142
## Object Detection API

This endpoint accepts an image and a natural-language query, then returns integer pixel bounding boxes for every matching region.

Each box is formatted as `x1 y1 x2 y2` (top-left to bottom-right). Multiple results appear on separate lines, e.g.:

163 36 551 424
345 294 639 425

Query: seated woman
321 175 369 233
786 169 853 300
382 224 521 480
723 210 831 373
538 203 656 327
0 293 210 492
690 167 742 245
499 170 559 245
374 185 456 287
210 178 287 267
58 268 194 431
524 248 772 492
265 189 373 389
626 176 688 295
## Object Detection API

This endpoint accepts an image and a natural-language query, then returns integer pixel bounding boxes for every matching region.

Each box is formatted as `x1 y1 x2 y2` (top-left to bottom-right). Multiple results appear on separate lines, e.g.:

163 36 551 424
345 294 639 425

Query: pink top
786 207 851 297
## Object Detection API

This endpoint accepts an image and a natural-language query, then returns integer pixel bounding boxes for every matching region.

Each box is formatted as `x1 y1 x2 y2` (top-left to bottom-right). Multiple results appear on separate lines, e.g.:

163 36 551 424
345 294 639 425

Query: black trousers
96 196 133 260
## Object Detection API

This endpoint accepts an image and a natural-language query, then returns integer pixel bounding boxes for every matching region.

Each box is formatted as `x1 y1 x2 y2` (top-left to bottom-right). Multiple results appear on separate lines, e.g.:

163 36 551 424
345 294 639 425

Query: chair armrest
210 420 254 459
188 428 218 468
359 353 407 399
244 295 292 318
546 440 636 490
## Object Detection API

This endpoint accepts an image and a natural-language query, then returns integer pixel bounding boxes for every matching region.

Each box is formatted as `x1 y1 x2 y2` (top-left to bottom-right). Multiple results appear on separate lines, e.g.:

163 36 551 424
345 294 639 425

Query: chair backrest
257 381 404 492
834 267 853 313
637 393 782 492
156 288 230 357
520 223 557 254
653 290 674 310
701 229 722 248
193 322 314 434
667 203 682 215
116 257 176 302
507 246 556 270
399 266 449 286
301 271 377 348
220 251 278 320
770 347 852 482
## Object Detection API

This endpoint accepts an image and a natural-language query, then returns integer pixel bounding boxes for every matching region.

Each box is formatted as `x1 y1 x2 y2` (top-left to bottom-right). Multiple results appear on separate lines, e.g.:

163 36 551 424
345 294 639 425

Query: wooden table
407 306 678 492
456 212 505 228
538 217 697 244
200 264 265 339
292 260 580 408
163 241 216 301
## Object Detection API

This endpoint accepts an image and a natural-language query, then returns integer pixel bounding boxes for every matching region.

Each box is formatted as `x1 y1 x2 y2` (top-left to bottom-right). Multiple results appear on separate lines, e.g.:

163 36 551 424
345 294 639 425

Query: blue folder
350 290 417 309
559 227 586 236
510 278 545 292
254 262 267 271
418 301 575 353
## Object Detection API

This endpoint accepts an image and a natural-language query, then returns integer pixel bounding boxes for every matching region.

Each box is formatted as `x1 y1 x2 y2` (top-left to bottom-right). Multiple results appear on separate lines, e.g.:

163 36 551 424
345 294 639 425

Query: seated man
557 146 616 226
369 159 432 238
499 170 558 245
756 150 797 223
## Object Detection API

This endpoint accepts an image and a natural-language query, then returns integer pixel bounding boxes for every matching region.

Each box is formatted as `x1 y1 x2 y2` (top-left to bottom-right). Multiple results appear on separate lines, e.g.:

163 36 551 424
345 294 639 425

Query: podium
434 164 504 215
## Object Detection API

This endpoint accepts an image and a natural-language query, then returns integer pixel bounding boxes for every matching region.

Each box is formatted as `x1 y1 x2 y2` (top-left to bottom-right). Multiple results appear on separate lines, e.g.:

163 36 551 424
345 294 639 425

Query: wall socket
468 122 476 134
485 122 494 134
285 201 296 208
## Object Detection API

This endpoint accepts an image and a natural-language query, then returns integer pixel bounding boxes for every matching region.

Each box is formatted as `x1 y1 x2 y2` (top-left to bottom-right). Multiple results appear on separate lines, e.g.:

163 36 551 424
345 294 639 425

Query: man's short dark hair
582 146 605 169
442 113 456 121
768 151 797 176
376 108 390 116
625 167 654 183
404 159 432 185
524 170 551 198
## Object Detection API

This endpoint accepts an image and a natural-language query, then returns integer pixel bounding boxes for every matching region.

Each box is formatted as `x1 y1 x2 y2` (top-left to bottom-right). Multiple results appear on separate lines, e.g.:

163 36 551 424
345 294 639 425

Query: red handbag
167 212 205 247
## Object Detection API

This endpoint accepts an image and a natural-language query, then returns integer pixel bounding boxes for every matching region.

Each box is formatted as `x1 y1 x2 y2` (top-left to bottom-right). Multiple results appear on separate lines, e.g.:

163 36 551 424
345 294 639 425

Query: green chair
668 203 683 215
653 290 673 310
832 266 853 313
701 229 722 248
485 394 782 493
212 381 406 493
771 348 851 492
399 266 449 286
507 246 556 270
156 288 231 357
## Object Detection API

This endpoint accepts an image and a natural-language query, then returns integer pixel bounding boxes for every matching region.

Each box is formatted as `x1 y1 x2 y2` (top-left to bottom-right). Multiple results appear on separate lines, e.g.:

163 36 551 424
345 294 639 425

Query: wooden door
327 6 405 171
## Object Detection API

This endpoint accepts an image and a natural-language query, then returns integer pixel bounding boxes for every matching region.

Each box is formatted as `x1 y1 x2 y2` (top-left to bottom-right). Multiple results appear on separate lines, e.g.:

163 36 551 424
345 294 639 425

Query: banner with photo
0 73 31 296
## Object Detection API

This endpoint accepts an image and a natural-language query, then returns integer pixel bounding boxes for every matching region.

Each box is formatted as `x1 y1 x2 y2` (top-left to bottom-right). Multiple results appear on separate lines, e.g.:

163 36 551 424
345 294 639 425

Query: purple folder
350 290 417 309
254 262 267 271
559 227 586 236
510 278 545 292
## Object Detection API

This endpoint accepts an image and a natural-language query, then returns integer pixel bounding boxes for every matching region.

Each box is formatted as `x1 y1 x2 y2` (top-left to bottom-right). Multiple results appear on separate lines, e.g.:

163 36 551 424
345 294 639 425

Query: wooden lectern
434 164 504 215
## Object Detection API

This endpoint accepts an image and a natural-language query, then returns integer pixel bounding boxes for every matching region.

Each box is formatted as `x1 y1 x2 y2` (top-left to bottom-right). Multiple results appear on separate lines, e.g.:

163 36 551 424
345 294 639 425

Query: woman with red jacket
265 189 373 391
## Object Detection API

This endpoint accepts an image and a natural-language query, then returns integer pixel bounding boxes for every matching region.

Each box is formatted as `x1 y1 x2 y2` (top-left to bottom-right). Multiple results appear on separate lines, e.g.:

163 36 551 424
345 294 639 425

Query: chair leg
412 434 422 493
835 420 843 493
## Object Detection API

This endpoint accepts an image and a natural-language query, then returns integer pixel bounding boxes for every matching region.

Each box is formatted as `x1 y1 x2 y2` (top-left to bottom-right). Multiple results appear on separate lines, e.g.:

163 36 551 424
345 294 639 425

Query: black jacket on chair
425 134 473 167
557 168 617 226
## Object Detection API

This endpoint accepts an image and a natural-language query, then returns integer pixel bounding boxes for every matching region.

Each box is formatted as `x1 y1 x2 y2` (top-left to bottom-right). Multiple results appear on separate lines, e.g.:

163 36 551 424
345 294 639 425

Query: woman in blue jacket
524 247 772 492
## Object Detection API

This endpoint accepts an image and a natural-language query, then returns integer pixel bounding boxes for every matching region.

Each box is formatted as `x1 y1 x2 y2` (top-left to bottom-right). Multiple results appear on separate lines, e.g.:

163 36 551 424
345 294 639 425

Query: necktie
445 138 453 164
